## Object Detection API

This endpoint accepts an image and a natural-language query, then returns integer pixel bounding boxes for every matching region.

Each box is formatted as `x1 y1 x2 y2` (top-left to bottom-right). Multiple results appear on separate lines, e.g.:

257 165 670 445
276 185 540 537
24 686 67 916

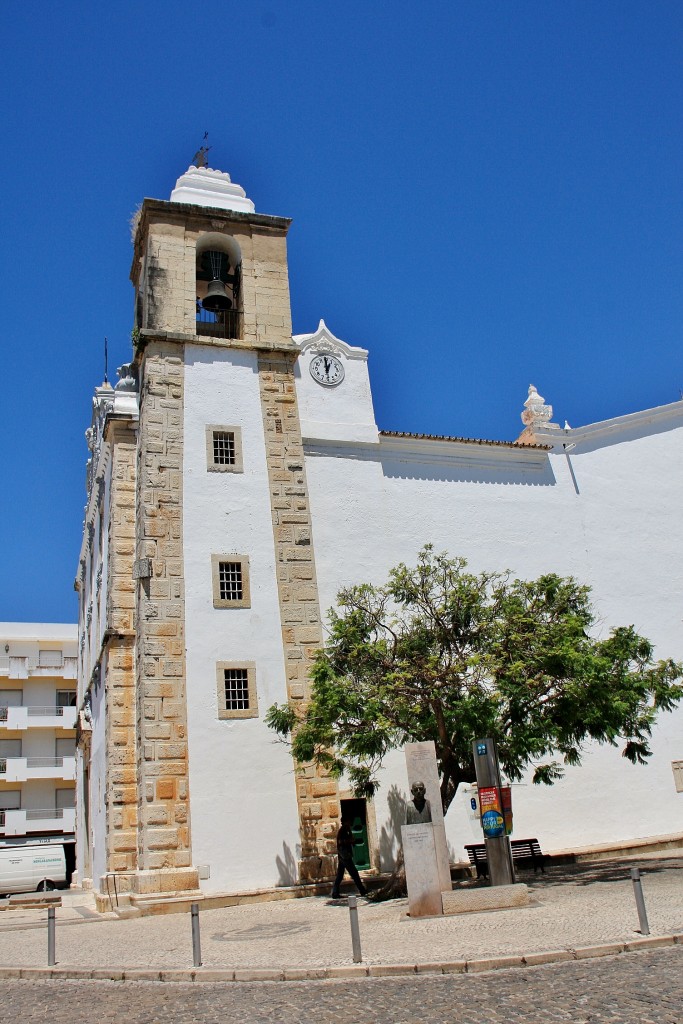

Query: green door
351 814 370 870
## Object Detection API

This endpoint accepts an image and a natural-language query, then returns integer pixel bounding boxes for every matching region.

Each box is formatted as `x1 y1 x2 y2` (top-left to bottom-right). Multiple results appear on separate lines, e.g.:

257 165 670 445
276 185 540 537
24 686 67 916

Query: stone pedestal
405 741 451 893
442 883 529 915
401 823 443 917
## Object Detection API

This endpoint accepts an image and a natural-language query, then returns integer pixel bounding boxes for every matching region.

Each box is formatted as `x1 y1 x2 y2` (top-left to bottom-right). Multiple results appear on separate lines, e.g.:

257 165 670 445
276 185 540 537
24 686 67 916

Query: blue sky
0 1 681 623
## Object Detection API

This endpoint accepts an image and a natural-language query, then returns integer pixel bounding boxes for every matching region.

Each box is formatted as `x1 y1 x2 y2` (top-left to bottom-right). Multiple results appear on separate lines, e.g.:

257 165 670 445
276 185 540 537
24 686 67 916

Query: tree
266 547 683 812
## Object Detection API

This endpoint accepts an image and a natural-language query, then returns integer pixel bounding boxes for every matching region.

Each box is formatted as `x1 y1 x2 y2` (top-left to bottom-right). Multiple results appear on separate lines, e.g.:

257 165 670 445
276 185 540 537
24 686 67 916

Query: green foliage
266 547 683 810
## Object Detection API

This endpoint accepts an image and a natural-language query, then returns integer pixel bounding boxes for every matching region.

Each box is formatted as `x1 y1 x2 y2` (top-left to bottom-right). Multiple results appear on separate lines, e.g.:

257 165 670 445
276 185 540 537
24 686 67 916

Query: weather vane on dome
192 132 211 168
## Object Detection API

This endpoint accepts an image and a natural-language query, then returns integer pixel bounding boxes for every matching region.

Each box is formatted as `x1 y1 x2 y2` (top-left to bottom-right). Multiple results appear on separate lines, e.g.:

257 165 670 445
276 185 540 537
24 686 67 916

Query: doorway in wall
340 798 370 870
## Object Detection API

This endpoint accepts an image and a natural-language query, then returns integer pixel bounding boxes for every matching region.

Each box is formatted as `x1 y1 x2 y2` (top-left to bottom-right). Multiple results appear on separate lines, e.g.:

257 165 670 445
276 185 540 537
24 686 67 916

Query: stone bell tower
125 162 339 894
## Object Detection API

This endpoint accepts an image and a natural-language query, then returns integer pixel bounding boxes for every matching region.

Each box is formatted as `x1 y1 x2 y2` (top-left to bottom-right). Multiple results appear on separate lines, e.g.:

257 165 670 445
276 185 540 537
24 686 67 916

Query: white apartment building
0 623 78 869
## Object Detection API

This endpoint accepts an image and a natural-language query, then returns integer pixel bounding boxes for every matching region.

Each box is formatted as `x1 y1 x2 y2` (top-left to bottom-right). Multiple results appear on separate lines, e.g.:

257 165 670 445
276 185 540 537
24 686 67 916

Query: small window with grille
206 424 243 473
213 431 235 465
216 662 257 719
211 554 250 608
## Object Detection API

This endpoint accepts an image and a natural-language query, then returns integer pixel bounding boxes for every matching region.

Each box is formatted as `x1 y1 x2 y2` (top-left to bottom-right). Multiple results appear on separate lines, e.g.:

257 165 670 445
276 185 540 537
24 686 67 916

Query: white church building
75 162 683 905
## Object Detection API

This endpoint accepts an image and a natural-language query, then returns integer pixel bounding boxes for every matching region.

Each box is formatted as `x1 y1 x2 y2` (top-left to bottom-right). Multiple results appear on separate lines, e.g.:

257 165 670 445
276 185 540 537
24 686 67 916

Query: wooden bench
465 839 545 878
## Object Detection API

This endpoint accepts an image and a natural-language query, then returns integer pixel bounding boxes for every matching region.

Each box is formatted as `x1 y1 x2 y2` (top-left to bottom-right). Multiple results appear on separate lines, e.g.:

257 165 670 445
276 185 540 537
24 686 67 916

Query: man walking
331 815 368 900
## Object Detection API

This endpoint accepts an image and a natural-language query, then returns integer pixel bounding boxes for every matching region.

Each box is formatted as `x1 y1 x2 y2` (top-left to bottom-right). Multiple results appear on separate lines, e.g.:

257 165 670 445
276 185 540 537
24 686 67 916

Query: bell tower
123 162 339 895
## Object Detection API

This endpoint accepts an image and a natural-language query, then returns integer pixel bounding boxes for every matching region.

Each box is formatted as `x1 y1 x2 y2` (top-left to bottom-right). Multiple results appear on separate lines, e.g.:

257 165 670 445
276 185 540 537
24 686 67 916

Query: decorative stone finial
115 363 137 393
170 165 255 214
521 385 553 429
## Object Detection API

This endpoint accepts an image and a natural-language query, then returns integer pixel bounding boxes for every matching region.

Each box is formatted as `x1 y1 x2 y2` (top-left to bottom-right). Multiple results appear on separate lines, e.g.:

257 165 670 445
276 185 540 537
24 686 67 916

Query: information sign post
472 738 515 886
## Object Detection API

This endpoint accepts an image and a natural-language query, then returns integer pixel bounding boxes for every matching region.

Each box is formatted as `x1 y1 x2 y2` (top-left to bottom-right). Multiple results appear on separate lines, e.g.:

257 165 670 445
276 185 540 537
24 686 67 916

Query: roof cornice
534 399 683 451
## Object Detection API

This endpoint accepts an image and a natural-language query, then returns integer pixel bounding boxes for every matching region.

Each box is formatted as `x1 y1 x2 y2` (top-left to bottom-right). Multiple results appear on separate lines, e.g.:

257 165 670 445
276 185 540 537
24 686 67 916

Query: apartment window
211 554 250 608
0 740 21 758
206 425 243 473
56 738 74 759
0 690 22 706
57 690 77 708
0 690 22 721
39 650 63 668
216 662 258 720
0 791 20 823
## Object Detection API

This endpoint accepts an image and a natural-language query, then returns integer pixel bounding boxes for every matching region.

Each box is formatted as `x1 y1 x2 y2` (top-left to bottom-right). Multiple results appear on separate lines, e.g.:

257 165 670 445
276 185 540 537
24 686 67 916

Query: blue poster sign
481 810 505 838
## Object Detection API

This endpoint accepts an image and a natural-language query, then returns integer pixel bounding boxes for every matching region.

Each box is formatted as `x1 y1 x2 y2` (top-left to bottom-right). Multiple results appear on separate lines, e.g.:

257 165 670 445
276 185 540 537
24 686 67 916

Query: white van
0 844 67 896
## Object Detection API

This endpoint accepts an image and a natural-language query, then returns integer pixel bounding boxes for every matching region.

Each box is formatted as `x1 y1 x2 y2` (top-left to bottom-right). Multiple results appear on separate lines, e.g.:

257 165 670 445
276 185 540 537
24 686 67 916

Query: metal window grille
224 669 250 711
219 562 243 601
213 431 236 466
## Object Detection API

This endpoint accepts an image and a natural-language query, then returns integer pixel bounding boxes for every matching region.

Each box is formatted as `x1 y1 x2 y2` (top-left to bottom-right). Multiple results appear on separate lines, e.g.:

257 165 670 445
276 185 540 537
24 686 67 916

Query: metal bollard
191 902 202 967
47 906 56 966
630 867 650 936
347 895 362 963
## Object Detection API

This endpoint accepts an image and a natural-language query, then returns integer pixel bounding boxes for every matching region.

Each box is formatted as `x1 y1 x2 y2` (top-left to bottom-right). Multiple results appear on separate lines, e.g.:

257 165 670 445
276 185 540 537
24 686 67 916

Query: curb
0 934 681 983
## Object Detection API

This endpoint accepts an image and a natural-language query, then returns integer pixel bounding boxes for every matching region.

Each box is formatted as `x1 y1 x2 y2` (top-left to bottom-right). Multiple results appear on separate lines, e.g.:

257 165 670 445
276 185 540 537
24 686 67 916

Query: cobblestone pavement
1 860 682 973
4 948 683 1023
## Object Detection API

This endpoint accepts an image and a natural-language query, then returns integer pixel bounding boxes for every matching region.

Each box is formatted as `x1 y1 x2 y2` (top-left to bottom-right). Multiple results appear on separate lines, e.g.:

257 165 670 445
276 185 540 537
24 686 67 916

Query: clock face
309 352 344 387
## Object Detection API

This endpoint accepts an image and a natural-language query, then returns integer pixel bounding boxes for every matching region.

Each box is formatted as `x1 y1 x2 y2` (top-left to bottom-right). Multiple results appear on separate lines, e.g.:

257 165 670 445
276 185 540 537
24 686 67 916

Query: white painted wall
183 345 302 892
300 387 683 860
294 323 379 444
177 319 682 888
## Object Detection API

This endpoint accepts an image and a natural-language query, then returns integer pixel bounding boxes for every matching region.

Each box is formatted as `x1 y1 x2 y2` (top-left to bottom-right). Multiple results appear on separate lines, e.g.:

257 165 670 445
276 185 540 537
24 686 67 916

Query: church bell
201 250 233 312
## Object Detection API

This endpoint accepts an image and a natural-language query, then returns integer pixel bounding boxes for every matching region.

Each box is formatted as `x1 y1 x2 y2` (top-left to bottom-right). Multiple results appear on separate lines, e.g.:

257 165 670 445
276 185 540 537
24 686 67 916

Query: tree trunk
366 846 406 902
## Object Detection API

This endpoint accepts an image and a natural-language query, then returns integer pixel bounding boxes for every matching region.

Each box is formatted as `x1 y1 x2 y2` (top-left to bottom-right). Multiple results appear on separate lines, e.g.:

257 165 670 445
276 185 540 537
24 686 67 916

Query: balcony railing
0 706 77 730
0 655 77 679
0 806 76 836
0 756 76 782
196 307 243 340
28 706 72 717
25 807 71 820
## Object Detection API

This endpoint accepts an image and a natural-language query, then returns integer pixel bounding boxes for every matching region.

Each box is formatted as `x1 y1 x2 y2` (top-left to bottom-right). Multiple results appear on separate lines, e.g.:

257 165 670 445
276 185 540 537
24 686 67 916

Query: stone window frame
215 661 258 720
205 424 243 473
211 554 251 609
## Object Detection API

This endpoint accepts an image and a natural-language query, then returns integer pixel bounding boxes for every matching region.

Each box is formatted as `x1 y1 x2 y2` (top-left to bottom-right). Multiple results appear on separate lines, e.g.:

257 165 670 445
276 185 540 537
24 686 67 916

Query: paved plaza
3 948 683 1023
0 858 681 979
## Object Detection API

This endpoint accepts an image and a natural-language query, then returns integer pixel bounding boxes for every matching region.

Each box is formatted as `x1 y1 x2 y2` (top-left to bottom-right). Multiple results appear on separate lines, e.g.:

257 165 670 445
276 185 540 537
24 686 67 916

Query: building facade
0 624 77 870
76 164 683 903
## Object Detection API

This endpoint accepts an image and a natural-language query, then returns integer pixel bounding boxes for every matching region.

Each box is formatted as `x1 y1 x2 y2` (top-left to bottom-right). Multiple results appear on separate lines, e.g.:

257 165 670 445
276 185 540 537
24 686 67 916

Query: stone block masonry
104 421 139 874
258 350 339 882
133 342 198 892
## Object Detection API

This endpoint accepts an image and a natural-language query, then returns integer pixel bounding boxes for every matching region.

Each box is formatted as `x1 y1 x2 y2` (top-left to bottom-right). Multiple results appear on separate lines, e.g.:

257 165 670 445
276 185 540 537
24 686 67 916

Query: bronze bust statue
406 781 433 824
